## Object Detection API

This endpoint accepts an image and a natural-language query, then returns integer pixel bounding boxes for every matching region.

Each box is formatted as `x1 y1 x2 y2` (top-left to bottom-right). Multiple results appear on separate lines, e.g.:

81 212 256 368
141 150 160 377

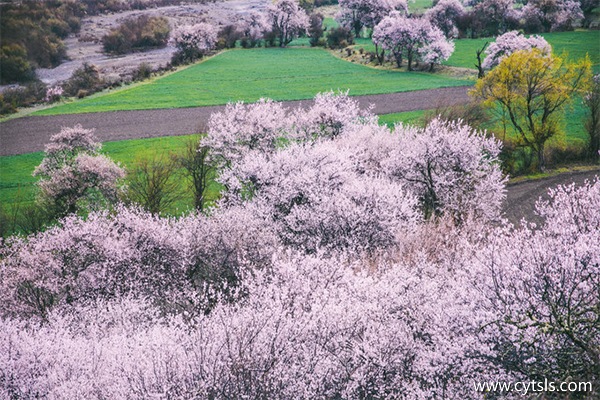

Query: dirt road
503 169 600 226
0 86 471 156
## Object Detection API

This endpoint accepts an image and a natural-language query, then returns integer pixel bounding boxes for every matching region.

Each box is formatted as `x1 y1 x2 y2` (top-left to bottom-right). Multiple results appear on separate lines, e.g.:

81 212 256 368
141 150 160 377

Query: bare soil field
0 86 471 156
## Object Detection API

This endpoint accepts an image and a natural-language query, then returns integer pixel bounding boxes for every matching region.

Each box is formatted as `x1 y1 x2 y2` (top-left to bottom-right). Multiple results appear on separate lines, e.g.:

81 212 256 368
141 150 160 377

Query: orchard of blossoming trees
1 92 598 398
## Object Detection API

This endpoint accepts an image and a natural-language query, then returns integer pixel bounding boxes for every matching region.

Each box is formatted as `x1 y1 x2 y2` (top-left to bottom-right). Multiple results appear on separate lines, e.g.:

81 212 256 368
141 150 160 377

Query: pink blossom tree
15 92 600 399
202 98 292 167
475 179 600 385
425 0 465 38
292 90 376 139
421 27 455 71
521 0 584 32
219 140 420 253
482 30 551 69
33 125 125 218
337 0 408 38
267 0 309 47
240 11 269 47
471 0 520 36
384 118 506 222
372 14 454 70
170 22 218 64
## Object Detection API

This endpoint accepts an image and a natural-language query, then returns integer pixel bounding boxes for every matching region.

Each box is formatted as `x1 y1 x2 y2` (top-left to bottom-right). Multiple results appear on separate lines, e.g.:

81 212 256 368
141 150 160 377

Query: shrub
0 1 74 75
132 62 153 81
102 15 170 55
44 86 63 103
327 26 354 49
63 63 103 97
308 12 324 47
0 81 47 115
0 44 35 84
172 138 216 212
216 24 241 49
123 156 183 215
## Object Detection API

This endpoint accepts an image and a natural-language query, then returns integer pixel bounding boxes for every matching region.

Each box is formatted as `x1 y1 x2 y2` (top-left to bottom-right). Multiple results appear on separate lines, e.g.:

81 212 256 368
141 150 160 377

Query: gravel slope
0 86 471 156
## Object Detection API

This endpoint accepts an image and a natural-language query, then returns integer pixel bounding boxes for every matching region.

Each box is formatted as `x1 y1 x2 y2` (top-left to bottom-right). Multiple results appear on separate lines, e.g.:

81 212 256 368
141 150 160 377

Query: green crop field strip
34 47 470 116
0 135 221 214
445 30 600 70
349 30 599 71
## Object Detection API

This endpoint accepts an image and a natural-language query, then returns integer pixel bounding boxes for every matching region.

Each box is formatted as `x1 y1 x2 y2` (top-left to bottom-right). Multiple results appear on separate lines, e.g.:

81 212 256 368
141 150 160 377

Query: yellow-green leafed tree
472 49 592 171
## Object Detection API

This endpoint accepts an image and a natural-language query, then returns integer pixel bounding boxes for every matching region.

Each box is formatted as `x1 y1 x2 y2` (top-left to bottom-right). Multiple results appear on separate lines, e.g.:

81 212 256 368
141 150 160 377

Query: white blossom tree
7 91 600 400
475 179 600 384
33 125 124 217
202 98 292 167
425 0 465 38
240 11 269 47
482 30 551 69
373 14 454 70
170 22 218 64
267 0 309 47
337 0 408 37
384 118 506 222
521 0 584 32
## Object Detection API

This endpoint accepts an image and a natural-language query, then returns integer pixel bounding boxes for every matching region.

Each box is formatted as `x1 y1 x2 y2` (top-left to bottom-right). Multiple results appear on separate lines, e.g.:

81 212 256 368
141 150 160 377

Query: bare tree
173 137 216 212
125 156 183 215
475 42 487 79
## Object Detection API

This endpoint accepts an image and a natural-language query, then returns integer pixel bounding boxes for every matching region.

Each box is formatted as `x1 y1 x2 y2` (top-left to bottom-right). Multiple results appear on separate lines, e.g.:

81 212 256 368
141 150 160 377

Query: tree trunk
374 43 385 65
537 143 546 171
394 51 402 68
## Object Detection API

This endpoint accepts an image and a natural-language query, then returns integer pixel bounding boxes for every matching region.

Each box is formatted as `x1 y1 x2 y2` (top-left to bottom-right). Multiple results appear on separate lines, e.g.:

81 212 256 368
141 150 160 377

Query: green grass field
348 30 599 72
34 47 470 116
408 0 434 13
445 30 600 70
380 101 589 146
0 135 221 214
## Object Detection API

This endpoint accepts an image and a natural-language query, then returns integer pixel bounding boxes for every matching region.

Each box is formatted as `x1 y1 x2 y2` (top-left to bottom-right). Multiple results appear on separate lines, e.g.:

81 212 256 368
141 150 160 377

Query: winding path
0 86 471 156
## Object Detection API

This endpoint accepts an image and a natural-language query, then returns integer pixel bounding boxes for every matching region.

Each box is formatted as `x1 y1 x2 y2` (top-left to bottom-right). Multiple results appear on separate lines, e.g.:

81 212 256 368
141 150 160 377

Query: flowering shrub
44 85 63 103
